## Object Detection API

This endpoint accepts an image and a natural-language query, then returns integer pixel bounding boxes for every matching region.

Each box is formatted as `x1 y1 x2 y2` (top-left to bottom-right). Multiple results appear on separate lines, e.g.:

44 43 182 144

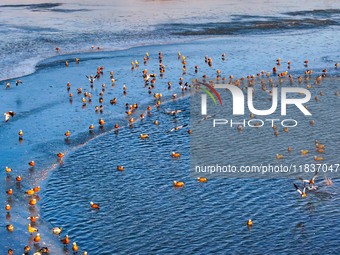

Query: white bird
166 124 188 133
164 109 186 115
297 170 319 190
4 111 16 122
52 227 62 235
86 74 98 83
196 114 216 124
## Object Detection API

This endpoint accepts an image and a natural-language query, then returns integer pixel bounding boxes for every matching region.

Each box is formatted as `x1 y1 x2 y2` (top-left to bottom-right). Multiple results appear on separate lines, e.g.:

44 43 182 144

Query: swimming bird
5 166 12 173
171 152 181 158
33 186 40 192
57 152 64 158
6 224 14 232
197 177 208 183
247 219 253 226
173 181 185 187
64 130 71 137
29 198 37 206
140 134 149 139
5 204 11 211
4 111 16 122
28 224 38 234
72 242 79 253
300 150 309 155
61 235 70 245
90 201 100 209
52 227 62 235
24 245 31 253
6 189 13 195
314 156 324 161
276 154 284 159
40 247 50 253
25 189 35 195
164 109 186 115
28 161 35 167
34 233 41 242
117 165 124 171
294 184 307 198
166 124 188 133
297 170 319 190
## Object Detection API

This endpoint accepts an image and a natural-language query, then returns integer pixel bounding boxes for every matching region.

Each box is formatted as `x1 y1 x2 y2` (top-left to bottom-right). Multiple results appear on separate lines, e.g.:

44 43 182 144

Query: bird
297 170 319 190
72 242 79 253
6 189 13 195
140 134 149 139
166 124 188 133
86 74 98 83
61 235 70 245
90 201 100 209
294 184 307 198
33 233 41 242
28 224 38 234
171 152 181 158
164 109 186 115
247 219 253 226
197 177 208 183
28 161 35 167
27 216 39 223
276 154 284 159
6 224 14 232
173 181 185 187
52 227 62 235
15 80 23 86
64 130 71 137
196 114 216 124
300 150 309 155
117 165 124 171
4 111 16 122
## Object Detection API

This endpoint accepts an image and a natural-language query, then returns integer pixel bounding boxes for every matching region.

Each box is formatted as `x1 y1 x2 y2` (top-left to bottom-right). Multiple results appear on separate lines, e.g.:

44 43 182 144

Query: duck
90 201 100 209
197 177 208 183
57 152 64 158
6 189 13 195
33 186 40 193
18 129 23 137
117 165 124 171
140 134 149 139
114 123 119 129
52 227 62 235
171 152 181 158
25 189 35 195
5 204 11 211
6 224 14 232
61 235 70 245
247 219 253 226
154 120 159 125
173 181 185 188
16 176 22 182
314 156 324 161
39 247 50 253
64 130 71 137
99 119 105 126
294 184 307 198
315 143 325 149
300 150 309 155
28 224 38 233
29 198 37 206
28 161 35 167
24 246 31 253
287 146 292 152
89 124 94 130
5 166 12 173
72 242 79 253
275 154 284 159
34 233 41 242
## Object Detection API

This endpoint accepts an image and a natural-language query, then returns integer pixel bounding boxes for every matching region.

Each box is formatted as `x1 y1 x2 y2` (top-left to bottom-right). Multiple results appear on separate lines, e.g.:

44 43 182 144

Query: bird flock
3 47 339 254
